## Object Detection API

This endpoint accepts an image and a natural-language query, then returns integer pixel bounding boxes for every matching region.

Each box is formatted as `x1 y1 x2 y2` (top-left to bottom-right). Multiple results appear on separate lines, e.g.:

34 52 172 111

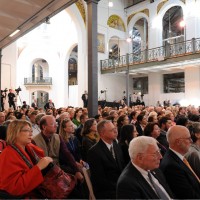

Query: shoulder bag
11 144 76 199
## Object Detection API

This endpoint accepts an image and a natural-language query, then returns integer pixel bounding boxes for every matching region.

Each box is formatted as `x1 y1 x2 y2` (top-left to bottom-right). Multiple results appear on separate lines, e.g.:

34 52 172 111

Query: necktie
148 171 170 200
183 158 200 183
110 145 116 160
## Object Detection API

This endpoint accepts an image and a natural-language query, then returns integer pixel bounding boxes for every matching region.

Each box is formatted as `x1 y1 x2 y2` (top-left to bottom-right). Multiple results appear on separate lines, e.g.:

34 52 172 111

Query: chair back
82 167 96 200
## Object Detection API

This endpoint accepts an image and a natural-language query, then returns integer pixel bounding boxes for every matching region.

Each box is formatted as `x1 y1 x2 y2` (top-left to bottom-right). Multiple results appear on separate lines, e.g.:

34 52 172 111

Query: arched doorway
31 90 49 109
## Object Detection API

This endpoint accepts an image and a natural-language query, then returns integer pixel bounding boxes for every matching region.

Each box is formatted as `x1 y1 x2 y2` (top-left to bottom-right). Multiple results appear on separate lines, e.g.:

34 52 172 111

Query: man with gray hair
160 125 200 199
117 136 173 199
87 120 124 199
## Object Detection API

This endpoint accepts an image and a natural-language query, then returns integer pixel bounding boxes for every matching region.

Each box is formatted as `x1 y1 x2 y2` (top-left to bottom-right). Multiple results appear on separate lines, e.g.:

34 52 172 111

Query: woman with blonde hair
59 118 83 163
0 120 53 198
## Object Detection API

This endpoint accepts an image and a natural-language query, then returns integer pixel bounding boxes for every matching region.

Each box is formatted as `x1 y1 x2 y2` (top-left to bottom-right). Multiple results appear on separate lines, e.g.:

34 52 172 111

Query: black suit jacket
160 149 200 199
87 139 125 199
117 162 174 199
44 102 55 110
157 130 169 149
136 124 144 136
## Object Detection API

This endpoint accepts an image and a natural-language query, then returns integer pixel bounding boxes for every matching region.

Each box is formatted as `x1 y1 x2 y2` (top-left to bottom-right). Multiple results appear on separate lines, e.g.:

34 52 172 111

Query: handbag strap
11 144 33 169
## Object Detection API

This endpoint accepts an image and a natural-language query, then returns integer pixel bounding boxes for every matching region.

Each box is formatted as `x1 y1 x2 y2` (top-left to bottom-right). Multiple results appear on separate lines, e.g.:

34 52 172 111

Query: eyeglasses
20 129 33 133
145 149 162 158
178 137 192 142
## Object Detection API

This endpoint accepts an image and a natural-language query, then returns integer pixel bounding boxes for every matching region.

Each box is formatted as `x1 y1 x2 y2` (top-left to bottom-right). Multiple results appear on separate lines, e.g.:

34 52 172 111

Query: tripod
16 93 22 109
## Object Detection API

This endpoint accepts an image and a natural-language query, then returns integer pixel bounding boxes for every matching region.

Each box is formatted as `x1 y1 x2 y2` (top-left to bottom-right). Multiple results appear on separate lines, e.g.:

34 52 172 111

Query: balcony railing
24 77 52 85
100 38 200 72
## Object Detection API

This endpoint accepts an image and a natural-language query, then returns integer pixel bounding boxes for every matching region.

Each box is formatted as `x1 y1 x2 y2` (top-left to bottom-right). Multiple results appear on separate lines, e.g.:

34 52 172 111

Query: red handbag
37 163 76 199
11 144 76 199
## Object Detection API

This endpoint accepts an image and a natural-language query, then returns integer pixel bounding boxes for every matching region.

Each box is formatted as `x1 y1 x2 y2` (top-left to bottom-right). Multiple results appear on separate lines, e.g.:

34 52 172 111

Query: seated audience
117 136 173 199
72 108 82 127
105 115 118 127
117 114 130 139
160 125 200 199
0 112 5 125
185 122 200 178
87 120 125 199
81 118 99 161
59 119 82 163
176 116 188 126
144 122 167 156
29 111 40 137
135 114 148 136
157 116 172 149
75 113 88 144
32 115 84 182
94 114 103 123
0 120 53 198
119 124 138 165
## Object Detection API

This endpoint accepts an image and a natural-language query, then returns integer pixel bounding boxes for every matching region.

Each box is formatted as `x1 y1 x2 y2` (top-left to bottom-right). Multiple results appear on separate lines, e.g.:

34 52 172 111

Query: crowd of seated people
0 102 200 198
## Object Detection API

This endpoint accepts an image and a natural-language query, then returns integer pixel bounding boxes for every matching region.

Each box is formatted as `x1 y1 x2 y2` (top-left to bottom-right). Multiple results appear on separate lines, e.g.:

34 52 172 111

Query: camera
15 86 22 95
1 88 8 93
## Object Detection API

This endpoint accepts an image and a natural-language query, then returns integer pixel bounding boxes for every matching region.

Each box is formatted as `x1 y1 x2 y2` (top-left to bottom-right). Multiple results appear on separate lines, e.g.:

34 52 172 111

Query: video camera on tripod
15 87 22 95
1 88 8 94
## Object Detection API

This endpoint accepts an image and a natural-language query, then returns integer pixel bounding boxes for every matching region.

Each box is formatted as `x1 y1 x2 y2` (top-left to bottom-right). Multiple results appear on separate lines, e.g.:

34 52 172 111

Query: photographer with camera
8 89 16 110
0 89 7 111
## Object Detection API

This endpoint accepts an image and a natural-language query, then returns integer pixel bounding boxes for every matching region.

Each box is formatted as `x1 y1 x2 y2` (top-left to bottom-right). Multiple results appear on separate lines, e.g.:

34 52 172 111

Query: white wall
98 73 133 102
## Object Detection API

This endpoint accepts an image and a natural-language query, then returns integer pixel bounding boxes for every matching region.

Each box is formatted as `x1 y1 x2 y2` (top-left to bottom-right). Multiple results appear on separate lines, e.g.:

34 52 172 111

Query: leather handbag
11 144 76 199
37 162 76 199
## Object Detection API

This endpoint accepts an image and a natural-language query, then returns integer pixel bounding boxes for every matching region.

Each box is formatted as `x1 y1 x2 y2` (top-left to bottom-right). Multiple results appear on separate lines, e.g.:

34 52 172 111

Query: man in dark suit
7 89 16 110
87 120 125 199
81 91 88 108
117 136 174 199
160 125 200 199
157 116 172 149
44 99 55 110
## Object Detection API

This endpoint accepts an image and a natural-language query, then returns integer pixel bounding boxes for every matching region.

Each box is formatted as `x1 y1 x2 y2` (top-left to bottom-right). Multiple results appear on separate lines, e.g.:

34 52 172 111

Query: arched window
68 45 78 85
163 6 184 45
131 18 148 53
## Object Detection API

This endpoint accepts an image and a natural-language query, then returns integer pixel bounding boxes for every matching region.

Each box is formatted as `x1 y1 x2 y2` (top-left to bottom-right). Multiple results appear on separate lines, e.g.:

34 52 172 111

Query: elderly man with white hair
160 125 200 199
117 136 173 199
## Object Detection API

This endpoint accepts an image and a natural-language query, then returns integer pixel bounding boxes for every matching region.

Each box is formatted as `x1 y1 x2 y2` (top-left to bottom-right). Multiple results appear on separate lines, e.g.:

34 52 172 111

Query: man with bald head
160 125 200 199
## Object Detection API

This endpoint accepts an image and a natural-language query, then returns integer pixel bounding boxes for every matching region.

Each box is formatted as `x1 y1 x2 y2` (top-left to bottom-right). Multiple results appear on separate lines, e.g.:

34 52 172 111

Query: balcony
24 77 52 86
100 38 200 74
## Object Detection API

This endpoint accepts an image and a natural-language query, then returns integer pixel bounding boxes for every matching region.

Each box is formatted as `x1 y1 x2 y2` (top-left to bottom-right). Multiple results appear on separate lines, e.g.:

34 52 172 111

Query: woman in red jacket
0 120 53 198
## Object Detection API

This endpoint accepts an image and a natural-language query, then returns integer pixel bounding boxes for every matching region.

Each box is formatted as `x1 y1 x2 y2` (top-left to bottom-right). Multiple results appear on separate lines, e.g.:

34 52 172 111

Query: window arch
131 18 148 53
68 45 78 85
162 6 184 45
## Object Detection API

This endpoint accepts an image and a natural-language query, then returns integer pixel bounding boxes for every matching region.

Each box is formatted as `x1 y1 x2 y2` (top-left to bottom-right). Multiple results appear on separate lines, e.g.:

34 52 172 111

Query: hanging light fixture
108 1 113 7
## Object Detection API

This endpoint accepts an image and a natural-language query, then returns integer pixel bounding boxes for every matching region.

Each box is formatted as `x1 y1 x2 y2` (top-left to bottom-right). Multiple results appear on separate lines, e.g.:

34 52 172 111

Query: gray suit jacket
185 144 200 178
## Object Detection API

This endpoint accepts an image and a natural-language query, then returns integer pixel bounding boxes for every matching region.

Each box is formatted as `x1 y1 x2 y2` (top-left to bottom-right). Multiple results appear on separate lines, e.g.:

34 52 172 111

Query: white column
185 66 200 105
148 72 162 106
